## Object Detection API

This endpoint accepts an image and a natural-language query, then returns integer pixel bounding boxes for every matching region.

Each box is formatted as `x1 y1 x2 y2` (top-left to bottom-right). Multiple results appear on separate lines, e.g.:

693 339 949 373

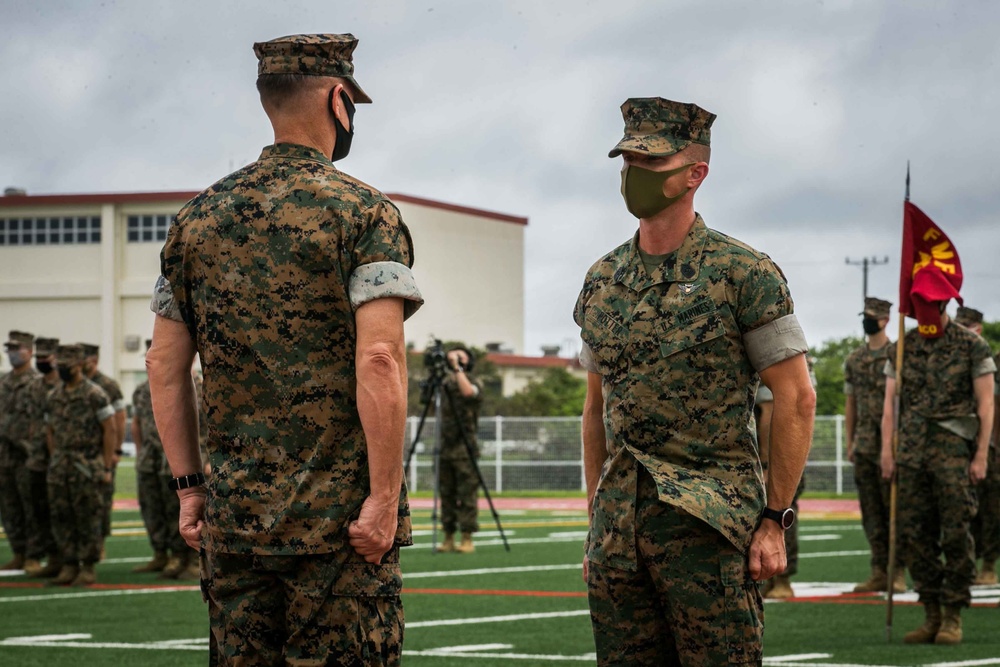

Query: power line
845 255 890 299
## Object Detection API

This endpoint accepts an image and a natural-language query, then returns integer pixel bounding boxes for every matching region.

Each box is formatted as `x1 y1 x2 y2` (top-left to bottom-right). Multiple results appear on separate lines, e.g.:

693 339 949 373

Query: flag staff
886 161 909 641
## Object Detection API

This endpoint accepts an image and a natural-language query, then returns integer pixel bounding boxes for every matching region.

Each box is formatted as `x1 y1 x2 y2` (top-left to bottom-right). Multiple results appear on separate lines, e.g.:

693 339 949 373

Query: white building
0 189 526 401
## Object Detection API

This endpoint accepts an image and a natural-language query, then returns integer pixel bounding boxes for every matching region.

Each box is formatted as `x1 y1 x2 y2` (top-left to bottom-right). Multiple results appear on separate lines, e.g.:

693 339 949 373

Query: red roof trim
486 353 581 369
1 190 529 226
0 191 201 208
387 193 528 226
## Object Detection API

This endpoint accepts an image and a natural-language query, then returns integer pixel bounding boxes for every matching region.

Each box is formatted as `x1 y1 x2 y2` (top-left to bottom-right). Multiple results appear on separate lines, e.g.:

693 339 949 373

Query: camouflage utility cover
132 381 167 475
844 341 892 457
153 141 423 557
5 330 34 348
575 215 807 560
887 322 996 461
47 380 114 460
608 97 715 158
955 306 984 327
254 33 372 104
862 297 892 318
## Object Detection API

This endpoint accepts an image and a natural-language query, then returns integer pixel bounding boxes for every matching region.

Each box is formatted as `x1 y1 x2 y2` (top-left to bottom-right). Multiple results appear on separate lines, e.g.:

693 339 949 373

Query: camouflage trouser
587 468 763 666
26 469 56 559
853 452 904 569
137 469 186 554
971 445 1000 563
439 454 479 534
100 467 116 538
781 477 805 577
48 457 105 565
0 448 31 556
202 548 405 666
897 427 976 608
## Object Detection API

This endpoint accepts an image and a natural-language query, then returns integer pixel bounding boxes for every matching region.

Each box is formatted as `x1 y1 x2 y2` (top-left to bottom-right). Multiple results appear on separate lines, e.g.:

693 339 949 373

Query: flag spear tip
905 161 911 202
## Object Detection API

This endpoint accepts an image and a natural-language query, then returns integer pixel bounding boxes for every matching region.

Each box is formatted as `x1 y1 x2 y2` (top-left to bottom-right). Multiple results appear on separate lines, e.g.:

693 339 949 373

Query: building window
126 214 173 243
0 216 100 246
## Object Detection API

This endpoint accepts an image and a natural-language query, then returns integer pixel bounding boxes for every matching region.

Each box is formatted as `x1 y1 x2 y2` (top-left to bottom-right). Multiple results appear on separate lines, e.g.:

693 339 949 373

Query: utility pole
845 256 890 299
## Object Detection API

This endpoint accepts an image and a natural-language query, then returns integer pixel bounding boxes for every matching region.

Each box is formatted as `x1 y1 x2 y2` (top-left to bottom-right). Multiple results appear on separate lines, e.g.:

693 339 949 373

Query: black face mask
36 359 53 374
330 89 355 162
57 366 75 382
862 316 882 335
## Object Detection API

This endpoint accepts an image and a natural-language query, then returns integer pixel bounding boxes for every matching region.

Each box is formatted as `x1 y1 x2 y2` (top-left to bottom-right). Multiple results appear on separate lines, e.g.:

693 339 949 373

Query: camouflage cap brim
608 135 692 159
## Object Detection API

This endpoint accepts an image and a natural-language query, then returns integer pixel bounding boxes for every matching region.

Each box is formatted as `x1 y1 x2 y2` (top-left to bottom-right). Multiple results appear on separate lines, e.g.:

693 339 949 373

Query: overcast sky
3 0 998 356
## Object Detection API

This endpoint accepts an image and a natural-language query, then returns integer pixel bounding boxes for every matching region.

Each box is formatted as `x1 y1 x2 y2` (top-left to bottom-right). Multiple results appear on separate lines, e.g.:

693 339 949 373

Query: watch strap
168 472 206 491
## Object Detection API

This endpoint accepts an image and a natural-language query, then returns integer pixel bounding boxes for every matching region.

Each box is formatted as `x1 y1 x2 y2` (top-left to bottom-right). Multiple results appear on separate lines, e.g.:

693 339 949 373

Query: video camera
423 337 449 378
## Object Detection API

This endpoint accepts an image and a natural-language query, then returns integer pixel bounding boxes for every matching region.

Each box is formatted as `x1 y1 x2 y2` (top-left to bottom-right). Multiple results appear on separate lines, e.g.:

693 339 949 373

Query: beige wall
396 200 524 354
0 193 526 404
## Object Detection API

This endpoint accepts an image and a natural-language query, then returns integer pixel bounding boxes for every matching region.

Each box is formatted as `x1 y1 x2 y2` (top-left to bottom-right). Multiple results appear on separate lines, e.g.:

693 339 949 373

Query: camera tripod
403 361 510 553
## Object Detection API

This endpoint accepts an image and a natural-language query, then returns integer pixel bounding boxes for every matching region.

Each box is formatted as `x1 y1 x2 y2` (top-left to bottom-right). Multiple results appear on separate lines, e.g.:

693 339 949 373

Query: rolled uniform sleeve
350 199 424 319
150 274 183 322
736 258 808 372
578 340 599 374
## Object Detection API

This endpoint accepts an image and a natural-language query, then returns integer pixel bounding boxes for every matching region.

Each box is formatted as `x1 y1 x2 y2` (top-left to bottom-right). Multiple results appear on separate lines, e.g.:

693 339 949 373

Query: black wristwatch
168 472 207 491
762 507 796 530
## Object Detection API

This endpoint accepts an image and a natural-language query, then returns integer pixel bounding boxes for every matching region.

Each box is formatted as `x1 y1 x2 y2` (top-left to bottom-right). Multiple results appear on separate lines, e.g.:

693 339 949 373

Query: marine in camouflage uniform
81 343 126 552
844 297 905 593
46 344 117 586
148 33 423 666
132 349 186 574
22 337 61 576
883 313 995 643
436 347 483 554
952 306 1000 585
0 331 41 570
577 98 814 666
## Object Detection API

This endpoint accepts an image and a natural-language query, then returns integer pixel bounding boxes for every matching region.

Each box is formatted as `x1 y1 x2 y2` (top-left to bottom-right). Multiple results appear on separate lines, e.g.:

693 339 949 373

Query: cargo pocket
720 553 763 665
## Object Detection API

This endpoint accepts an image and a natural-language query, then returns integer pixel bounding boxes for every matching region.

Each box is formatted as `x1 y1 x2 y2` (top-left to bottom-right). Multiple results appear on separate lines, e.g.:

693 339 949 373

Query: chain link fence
404 414 853 495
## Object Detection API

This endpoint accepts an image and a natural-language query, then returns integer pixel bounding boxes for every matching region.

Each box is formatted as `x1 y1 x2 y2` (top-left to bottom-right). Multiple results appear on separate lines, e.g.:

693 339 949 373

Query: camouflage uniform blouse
47 380 114 462
574 216 807 564
152 142 423 558
25 375 60 472
0 368 41 466
886 322 996 463
90 371 126 414
132 381 167 476
439 373 483 460
843 341 891 458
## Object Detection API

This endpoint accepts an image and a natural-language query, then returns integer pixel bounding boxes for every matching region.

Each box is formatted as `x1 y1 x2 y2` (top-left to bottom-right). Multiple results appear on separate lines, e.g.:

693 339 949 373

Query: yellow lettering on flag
912 241 957 277
923 229 942 242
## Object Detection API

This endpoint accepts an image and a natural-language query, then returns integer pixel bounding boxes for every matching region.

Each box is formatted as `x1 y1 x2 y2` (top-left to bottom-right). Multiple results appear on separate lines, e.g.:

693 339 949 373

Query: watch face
780 508 796 529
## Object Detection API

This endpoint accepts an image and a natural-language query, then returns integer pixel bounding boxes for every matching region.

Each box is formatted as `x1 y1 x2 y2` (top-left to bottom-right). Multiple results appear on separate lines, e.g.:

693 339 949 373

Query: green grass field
2 505 999 666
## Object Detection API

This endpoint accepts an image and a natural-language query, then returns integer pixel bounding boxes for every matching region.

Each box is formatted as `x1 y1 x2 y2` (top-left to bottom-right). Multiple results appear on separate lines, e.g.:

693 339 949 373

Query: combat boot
0 553 25 570
34 556 63 578
47 564 79 586
764 575 794 599
456 533 475 554
853 566 887 593
891 567 907 593
158 553 186 579
934 606 962 644
22 558 43 577
436 533 456 553
903 602 941 644
70 564 97 587
974 560 998 586
132 551 168 573
178 551 201 580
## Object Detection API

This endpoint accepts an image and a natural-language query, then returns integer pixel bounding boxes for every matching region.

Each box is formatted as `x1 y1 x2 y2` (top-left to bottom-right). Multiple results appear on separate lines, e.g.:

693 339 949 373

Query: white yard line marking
766 656 833 663
411 530 514 538
924 660 1000 667
406 563 580 579
800 524 863 532
798 535 841 542
402 649 594 661
0 586 198 603
799 550 869 559
0 633 206 651
406 609 590 628
433 643 514 653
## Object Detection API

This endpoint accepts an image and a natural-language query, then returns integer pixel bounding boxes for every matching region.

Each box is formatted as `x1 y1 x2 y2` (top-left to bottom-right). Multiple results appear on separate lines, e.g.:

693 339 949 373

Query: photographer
437 346 483 553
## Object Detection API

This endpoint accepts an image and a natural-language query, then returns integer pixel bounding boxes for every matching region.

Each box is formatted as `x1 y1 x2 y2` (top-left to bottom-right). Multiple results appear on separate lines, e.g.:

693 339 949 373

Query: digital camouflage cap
57 344 85 365
254 33 372 103
955 306 984 327
4 330 34 349
80 343 100 358
35 337 59 356
862 297 893 319
609 97 716 158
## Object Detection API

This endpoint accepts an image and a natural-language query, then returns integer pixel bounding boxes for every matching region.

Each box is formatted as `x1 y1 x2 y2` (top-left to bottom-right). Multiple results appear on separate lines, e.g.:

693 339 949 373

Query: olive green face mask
620 162 695 219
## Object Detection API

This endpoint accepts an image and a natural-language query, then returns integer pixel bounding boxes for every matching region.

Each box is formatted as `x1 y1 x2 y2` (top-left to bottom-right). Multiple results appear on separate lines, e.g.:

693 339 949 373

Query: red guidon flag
899 201 963 338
